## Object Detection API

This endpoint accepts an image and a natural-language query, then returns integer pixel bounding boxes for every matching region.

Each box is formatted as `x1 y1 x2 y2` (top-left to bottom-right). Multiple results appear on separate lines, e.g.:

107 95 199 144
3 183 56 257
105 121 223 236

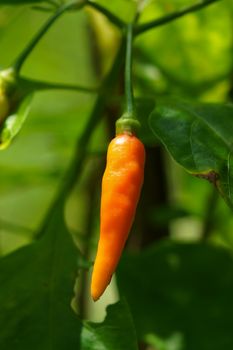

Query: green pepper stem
13 0 85 75
116 24 140 135
125 23 134 117
135 0 220 36
19 77 98 94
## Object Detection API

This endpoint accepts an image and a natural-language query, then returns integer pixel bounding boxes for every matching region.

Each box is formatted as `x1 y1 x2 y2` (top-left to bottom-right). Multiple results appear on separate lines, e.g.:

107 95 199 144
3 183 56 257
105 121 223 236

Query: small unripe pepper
91 132 145 301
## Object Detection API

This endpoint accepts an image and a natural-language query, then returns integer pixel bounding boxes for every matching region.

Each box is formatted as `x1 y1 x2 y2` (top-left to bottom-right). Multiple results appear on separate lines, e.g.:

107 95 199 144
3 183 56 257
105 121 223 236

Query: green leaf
0 94 33 150
117 241 233 350
0 201 82 349
81 299 138 350
149 100 233 209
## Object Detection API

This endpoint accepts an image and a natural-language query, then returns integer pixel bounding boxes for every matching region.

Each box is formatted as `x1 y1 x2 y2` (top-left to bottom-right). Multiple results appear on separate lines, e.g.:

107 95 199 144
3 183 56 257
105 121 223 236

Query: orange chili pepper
91 133 145 301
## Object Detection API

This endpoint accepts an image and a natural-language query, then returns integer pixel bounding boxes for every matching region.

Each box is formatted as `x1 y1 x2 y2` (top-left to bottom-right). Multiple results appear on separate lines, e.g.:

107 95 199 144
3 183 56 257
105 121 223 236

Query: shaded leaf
149 100 233 209
118 241 233 350
0 201 82 349
81 299 138 350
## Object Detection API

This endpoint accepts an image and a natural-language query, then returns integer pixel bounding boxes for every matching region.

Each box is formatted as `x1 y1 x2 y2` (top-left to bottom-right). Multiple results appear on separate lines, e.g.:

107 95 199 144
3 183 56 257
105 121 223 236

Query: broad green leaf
0 202 82 349
0 94 33 150
149 101 233 209
117 241 233 350
81 299 138 350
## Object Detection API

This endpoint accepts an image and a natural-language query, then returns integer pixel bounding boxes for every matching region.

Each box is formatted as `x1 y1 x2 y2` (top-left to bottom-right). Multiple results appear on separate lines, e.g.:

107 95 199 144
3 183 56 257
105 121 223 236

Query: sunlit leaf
137 1 231 96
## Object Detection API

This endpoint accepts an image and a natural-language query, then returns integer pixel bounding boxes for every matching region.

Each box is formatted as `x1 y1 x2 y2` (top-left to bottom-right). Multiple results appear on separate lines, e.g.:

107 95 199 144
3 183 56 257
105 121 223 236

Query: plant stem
135 0 221 36
19 77 98 94
36 39 125 238
116 24 140 135
13 0 85 75
86 1 125 29
125 24 134 116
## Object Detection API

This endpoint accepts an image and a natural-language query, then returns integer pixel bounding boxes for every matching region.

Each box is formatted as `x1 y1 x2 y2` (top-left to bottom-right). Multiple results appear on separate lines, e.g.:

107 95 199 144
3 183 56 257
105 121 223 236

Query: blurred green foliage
118 241 233 350
0 4 96 253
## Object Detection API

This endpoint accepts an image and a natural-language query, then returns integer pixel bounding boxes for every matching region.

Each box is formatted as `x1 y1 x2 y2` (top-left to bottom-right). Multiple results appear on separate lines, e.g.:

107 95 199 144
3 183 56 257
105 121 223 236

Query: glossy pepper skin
91 133 145 301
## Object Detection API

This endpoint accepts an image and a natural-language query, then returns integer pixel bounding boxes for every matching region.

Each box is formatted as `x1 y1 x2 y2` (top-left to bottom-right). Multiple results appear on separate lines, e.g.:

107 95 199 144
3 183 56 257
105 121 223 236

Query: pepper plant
0 0 232 350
